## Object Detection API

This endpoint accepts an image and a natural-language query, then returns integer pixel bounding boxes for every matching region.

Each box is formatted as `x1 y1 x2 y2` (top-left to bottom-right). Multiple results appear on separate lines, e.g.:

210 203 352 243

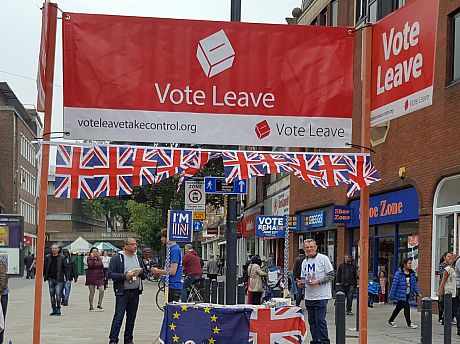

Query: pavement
4 276 460 343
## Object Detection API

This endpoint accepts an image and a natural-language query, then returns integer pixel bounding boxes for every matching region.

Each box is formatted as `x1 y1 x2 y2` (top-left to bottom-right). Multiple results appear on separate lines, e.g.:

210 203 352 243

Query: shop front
431 175 460 298
348 187 419 283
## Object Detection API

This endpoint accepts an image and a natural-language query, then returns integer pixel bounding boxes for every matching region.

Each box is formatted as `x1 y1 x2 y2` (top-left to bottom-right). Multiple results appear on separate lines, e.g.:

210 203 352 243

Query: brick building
286 0 460 298
0 82 42 254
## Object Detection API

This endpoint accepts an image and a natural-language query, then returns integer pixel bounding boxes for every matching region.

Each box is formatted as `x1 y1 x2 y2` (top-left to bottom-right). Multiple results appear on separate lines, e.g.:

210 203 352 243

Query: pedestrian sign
204 177 247 194
193 220 203 232
169 210 193 242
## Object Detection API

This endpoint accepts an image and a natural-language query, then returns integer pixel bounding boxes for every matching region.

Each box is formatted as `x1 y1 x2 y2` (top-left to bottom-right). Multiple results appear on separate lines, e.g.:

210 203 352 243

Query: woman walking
248 256 266 305
388 258 421 329
101 250 111 290
438 253 458 325
86 247 105 311
437 252 451 324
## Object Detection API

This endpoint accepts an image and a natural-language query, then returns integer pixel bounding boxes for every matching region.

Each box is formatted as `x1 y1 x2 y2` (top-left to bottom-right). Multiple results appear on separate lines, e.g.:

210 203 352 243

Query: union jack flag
344 155 381 197
249 306 307 344
177 151 222 190
285 153 327 188
317 154 349 187
54 145 94 199
154 149 196 184
132 147 159 186
258 153 292 174
90 146 134 198
222 151 264 184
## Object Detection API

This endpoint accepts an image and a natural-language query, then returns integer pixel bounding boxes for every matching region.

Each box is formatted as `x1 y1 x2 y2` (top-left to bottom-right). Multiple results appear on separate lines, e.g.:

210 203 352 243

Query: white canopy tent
63 236 92 254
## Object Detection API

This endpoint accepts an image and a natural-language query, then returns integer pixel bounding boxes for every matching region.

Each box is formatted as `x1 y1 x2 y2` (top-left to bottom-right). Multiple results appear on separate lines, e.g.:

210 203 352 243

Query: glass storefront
432 175 460 298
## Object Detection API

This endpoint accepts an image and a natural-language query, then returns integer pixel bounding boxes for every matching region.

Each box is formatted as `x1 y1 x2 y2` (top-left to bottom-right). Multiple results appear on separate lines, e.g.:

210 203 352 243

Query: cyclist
181 244 203 302
151 229 183 302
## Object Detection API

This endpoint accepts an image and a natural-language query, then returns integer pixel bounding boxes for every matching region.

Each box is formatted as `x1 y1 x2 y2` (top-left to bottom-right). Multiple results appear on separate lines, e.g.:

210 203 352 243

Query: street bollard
355 287 359 330
237 284 245 304
421 297 432 344
203 278 211 303
211 280 218 304
444 293 452 344
335 292 346 344
218 281 225 304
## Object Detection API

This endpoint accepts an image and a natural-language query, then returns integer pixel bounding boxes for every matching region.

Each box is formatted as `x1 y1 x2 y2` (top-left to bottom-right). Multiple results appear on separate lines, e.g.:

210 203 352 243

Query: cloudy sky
0 0 300 133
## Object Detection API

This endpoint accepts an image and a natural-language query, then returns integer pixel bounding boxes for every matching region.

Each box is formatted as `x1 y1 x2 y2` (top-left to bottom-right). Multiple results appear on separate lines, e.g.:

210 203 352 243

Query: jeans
48 279 63 311
62 281 72 304
295 286 304 307
109 289 140 343
0 294 8 344
305 299 330 344
181 276 201 302
368 293 376 306
341 285 354 312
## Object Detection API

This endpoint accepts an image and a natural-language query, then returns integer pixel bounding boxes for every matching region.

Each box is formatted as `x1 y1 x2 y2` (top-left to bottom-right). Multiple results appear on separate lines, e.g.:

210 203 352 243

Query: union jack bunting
317 154 349 187
222 151 265 184
344 155 381 197
154 149 196 184
258 153 292 174
177 151 222 190
285 153 327 188
55 145 94 199
90 146 134 198
132 147 158 186
249 306 307 344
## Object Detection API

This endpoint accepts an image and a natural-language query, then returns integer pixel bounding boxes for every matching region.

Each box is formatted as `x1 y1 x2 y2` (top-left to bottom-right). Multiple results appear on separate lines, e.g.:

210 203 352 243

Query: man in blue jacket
108 238 145 344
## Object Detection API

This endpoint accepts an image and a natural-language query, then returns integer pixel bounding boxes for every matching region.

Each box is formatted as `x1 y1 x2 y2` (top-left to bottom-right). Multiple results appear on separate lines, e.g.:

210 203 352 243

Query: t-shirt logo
307 263 316 272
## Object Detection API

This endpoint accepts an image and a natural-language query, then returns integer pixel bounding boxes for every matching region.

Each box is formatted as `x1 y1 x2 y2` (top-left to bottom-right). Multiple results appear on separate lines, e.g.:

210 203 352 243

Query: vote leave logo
255 120 271 139
196 30 235 78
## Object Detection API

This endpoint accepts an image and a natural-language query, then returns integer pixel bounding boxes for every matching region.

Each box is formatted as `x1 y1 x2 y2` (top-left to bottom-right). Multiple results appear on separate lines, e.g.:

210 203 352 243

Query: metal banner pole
283 216 289 297
164 210 171 306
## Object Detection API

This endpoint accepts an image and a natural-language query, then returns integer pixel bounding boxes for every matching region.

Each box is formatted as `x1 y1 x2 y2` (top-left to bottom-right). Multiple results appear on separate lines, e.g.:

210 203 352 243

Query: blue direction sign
193 220 203 232
169 210 193 242
204 177 247 194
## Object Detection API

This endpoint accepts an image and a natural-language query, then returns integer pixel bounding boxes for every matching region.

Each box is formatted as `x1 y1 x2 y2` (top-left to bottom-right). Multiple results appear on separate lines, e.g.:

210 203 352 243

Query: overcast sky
0 0 300 133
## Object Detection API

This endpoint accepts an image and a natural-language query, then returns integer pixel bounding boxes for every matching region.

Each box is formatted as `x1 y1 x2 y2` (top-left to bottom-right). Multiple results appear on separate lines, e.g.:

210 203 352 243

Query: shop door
376 236 394 279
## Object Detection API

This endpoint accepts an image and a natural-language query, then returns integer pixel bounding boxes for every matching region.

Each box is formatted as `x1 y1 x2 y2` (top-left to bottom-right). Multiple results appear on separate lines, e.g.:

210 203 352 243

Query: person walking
378 271 388 305
293 249 306 307
439 253 458 326
180 244 203 302
248 256 266 305
0 259 8 344
61 249 78 306
336 254 358 315
108 237 145 344
438 252 451 324
24 253 34 279
150 228 183 302
101 250 111 290
298 239 335 344
388 258 421 329
86 247 105 311
44 244 67 316
207 254 219 281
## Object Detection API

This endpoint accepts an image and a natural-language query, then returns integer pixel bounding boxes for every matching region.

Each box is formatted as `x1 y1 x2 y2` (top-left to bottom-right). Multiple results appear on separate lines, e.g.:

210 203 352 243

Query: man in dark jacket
181 244 203 302
24 253 34 279
44 244 67 316
61 248 78 306
336 254 358 315
293 249 306 306
108 237 145 344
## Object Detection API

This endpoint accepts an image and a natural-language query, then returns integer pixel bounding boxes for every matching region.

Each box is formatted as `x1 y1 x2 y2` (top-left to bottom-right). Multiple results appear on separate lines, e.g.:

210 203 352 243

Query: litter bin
72 255 85 276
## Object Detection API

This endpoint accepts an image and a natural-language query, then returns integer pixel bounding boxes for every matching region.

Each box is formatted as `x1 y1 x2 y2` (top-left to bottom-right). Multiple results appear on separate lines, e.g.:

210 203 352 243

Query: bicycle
155 278 204 312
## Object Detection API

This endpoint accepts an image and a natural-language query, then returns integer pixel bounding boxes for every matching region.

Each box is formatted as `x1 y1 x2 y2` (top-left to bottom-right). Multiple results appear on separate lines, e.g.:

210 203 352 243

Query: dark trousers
109 289 140 343
251 291 263 305
207 274 217 281
368 293 376 306
341 285 354 312
306 299 330 344
295 286 304 307
25 266 33 279
0 294 8 344
48 279 63 311
438 297 444 322
389 298 411 326
181 276 201 302
168 288 181 302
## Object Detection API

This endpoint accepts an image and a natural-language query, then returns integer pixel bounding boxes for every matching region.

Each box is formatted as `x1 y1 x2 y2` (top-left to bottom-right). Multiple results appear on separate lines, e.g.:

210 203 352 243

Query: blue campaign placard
169 210 193 242
255 215 286 238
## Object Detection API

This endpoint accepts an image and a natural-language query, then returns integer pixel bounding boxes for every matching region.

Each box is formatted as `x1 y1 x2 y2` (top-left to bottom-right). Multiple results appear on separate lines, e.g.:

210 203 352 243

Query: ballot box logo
196 30 235 78
255 120 271 139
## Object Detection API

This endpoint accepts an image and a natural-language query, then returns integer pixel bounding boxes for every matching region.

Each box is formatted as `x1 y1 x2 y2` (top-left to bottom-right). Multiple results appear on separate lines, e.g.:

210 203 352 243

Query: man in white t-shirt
298 239 334 344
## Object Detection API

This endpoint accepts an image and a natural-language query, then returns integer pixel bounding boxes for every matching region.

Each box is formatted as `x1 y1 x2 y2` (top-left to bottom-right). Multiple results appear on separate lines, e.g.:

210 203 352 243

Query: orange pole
359 24 372 344
33 3 58 344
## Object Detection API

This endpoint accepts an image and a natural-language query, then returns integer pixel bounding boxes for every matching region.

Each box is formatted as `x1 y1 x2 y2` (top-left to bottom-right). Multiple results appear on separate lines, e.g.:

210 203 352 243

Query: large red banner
370 0 439 126
63 13 354 147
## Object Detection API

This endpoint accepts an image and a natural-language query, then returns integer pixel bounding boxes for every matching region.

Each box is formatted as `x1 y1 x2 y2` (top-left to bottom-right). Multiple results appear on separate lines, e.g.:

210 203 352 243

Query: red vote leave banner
63 13 354 147
370 0 439 126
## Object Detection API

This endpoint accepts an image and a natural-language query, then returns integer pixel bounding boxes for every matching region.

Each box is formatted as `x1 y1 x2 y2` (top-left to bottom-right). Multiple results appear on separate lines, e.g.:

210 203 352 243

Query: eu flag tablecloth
159 304 252 343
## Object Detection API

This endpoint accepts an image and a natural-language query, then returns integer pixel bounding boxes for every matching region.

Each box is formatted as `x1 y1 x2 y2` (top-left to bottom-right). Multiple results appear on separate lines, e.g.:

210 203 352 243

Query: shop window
358 0 404 24
319 8 328 26
331 0 338 27
398 221 419 236
450 11 460 83
355 0 367 24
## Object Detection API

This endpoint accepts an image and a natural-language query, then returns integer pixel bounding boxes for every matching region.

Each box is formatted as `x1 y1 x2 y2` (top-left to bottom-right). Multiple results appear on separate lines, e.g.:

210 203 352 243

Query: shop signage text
333 206 352 223
301 211 325 230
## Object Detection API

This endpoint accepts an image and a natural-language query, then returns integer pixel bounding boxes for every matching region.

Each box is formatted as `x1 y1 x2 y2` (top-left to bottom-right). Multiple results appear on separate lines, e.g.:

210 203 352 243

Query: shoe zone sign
169 210 193 242
62 14 354 148
255 216 286 238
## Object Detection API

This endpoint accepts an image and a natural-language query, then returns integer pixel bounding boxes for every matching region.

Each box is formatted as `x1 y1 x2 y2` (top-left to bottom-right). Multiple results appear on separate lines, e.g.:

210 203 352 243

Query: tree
126 200 162 249
82 197 131 230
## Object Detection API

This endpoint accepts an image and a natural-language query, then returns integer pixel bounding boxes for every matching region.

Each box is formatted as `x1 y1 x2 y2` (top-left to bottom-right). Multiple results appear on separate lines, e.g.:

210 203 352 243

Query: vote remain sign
62 13 354 148
255 216 286 238
370 0 439 126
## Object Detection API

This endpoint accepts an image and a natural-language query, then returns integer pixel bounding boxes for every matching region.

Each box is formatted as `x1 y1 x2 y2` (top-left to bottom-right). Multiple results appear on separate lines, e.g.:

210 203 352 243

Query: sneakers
346 311 354 315
89 307 95 312
50 310 57 316
55 309 61 316
408 323 418 329
388 321 397 328
97 305 104 311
